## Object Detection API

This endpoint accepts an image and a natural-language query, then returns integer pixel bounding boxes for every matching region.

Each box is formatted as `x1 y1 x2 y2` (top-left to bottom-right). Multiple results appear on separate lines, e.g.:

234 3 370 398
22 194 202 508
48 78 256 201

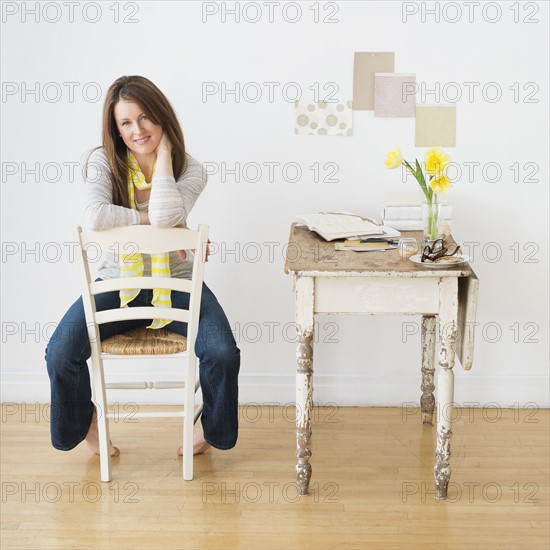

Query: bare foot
178 425 211 456
85 407 120 457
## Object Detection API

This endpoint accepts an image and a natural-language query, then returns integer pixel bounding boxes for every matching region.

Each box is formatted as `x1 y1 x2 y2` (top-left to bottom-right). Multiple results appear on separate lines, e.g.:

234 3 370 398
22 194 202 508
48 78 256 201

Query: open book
294 211 400 241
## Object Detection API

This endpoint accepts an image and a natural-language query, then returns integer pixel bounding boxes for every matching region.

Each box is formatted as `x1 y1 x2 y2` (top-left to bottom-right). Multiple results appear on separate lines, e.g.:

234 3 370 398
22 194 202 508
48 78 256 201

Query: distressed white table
284 225 479 500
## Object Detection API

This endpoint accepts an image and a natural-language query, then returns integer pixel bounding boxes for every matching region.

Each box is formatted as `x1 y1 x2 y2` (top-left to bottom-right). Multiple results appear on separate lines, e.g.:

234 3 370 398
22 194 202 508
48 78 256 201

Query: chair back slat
80 225 204 255
90 277 193 295
95 307 189 326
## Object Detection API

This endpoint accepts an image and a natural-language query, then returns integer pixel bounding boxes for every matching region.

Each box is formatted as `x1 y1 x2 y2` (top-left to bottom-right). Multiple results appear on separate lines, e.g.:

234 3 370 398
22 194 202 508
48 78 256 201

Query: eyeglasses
421 239 462 263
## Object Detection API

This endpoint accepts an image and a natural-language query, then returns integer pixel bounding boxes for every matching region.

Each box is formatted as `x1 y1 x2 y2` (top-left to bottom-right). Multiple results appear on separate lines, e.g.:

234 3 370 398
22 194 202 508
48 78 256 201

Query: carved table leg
421 315 436 426
434 278 458 500
295 276 315 496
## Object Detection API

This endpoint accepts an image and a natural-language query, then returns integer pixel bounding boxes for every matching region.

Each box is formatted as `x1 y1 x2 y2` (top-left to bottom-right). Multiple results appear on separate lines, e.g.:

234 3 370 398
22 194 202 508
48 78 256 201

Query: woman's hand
155 130 173 157
176 240 211 262
175 222 211 262
203 240 211 262
176 221 187 260
193 239 211 262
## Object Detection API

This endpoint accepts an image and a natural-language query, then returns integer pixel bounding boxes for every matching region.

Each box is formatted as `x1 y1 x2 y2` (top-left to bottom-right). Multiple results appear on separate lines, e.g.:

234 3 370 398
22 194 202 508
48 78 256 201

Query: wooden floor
1 404 549 550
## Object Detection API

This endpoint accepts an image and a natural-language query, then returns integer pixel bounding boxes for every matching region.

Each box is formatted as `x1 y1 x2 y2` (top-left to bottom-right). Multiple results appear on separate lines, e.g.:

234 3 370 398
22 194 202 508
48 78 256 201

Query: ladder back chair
75 224 209 482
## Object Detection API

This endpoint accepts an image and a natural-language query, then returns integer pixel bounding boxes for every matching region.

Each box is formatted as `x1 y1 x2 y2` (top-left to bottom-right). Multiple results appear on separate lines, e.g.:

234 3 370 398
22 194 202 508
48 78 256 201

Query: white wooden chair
75 224 209 482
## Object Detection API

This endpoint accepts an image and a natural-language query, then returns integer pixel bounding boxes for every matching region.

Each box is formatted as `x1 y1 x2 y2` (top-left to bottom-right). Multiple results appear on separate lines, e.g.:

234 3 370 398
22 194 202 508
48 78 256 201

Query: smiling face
114 99 162 156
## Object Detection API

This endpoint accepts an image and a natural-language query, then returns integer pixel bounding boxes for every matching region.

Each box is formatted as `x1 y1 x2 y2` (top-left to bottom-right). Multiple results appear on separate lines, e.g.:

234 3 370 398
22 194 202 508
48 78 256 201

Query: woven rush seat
101 326 187 355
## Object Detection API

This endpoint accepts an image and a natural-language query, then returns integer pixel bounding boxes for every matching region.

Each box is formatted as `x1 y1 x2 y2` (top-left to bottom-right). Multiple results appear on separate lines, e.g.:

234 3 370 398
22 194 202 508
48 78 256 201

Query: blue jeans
45 281 240 451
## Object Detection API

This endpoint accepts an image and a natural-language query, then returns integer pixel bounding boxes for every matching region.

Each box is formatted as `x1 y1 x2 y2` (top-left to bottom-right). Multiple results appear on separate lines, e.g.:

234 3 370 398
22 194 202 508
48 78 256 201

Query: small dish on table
409 254 471 269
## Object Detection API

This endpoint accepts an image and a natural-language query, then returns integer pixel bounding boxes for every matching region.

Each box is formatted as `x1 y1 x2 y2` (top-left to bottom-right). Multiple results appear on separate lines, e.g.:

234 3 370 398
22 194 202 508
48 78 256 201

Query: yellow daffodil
425 147 451 176
386 146 456 241
429 175 452 194
385 147 403 169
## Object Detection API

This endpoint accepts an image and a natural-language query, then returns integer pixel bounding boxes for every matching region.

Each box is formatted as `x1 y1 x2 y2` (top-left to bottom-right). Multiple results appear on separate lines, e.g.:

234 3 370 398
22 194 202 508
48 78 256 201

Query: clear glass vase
421 200 441 246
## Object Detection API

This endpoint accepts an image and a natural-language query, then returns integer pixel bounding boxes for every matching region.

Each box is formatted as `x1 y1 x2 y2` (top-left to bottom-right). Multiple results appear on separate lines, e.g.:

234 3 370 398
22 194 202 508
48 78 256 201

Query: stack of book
382 192 452 231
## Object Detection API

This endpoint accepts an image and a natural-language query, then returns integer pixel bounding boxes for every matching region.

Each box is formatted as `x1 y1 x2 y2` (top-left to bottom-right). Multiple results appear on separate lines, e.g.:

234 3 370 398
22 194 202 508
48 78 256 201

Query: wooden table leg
295 276 315 496
434 277 458 500
421 315 436 426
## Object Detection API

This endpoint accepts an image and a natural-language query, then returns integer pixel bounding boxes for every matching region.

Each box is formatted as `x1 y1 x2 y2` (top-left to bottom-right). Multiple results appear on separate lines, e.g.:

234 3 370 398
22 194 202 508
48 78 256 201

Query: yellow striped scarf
119 150 172 329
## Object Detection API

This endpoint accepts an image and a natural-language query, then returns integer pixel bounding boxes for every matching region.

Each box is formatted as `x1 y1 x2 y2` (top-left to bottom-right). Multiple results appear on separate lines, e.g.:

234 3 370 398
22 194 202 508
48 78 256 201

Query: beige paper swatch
415 104 456 147
295 100 353 136
353 52 395 110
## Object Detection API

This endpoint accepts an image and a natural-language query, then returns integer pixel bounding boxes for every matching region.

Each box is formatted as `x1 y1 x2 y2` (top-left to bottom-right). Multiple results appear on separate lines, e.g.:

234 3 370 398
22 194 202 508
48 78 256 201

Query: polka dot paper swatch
295 100 353 136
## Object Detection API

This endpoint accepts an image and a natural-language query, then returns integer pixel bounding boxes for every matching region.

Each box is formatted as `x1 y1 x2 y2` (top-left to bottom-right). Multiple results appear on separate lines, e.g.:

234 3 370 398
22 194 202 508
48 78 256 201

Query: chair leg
90 353 112 482
183 359 196 480
194 403 203 424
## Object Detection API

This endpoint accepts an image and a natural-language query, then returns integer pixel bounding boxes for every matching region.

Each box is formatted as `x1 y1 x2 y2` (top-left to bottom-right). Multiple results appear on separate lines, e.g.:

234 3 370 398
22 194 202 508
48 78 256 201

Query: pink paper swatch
374 73 416 118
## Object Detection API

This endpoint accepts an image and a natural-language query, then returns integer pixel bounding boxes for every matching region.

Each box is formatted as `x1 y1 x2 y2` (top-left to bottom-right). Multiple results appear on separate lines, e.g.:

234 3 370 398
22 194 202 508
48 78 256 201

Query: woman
45 75 240 457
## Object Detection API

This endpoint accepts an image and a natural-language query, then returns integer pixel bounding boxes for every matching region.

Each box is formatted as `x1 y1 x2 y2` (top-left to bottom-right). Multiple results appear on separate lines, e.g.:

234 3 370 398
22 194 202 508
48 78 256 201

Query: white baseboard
1 371 548 408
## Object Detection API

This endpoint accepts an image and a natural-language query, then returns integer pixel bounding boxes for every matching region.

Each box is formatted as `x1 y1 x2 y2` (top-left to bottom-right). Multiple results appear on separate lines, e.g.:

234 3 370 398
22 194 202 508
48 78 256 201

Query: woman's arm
83 145 207 230
148 153 208 228
82 149 142 231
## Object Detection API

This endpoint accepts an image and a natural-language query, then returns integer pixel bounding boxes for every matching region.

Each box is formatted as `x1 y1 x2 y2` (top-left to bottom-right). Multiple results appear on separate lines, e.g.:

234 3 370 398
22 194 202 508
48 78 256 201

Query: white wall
2 1 548 408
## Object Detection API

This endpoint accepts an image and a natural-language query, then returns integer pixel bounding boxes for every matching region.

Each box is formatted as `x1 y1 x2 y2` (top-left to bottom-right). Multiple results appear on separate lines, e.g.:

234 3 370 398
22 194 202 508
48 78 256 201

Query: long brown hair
84 75 187 208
